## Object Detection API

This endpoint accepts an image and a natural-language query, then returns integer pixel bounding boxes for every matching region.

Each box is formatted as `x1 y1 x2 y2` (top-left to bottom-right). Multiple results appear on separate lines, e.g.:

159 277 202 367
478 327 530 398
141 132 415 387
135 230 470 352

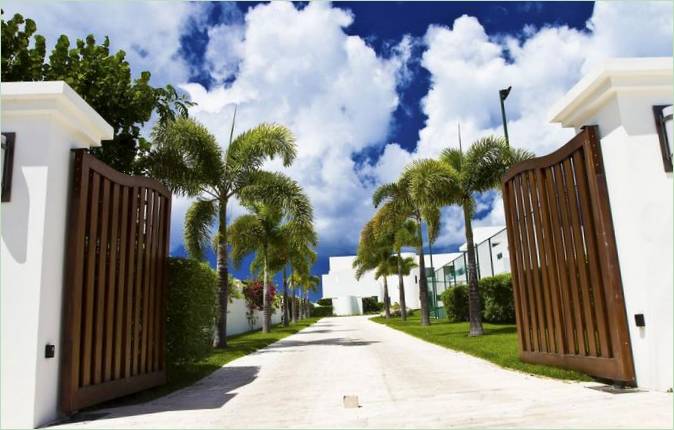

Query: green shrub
439 274 515 324
390 302 414 318
362 296 383 314
311 305 333 317
166 257 218 365
317 298 332 306
440 284 470 322
480 274 515 323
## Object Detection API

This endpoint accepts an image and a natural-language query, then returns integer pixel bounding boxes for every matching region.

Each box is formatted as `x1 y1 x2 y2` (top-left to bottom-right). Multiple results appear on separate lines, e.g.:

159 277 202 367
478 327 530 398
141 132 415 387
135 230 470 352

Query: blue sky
6 1 672 300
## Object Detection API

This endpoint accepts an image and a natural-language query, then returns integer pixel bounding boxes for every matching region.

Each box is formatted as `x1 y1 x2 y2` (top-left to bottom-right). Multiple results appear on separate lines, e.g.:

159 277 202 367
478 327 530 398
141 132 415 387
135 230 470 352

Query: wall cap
1 81 114 146
549 57 673 128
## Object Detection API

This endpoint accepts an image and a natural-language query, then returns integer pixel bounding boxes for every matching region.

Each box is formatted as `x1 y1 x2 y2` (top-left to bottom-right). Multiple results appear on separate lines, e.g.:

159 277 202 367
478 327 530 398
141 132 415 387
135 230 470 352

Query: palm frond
150 117 224 196
227 123 297 171
227 214 264 269
184 199 217 260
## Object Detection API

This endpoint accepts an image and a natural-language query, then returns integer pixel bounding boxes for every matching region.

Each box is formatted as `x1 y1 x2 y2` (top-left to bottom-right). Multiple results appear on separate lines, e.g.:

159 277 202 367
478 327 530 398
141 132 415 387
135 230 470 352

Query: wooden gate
61 150 171 414
502 126 635 383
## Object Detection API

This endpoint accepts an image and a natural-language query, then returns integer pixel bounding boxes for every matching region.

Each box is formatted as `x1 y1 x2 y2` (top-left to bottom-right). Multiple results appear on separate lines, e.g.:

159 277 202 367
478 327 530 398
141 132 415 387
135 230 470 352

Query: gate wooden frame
60 150 171 414
502 126 635 383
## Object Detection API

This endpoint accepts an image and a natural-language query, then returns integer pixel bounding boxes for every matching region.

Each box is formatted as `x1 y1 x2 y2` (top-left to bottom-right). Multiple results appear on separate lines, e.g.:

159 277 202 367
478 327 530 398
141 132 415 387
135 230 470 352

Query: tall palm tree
228 179 314 333
437 136 532 336
299 274 320 318
353 219 394 319
388 253 417 320
372 209 419 321
150 114 297 346
251 221 317 327
372 163 445 326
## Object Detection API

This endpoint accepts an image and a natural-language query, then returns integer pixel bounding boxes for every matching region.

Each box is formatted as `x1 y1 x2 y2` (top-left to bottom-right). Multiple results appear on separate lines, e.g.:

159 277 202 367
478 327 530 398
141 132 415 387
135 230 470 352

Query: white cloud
2 1 203 86
373 1 673 250
181 1 408 251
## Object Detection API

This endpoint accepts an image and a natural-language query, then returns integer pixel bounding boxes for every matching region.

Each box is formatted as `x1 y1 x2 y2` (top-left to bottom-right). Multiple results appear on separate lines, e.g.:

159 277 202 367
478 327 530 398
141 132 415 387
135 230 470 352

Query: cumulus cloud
180 1 409 251
1 1 204 86
368 1 672 249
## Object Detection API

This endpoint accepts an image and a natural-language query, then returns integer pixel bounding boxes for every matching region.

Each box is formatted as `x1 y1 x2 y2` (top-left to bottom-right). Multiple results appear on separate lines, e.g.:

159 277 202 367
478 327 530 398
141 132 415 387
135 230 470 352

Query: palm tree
437 136 532 336
228 180 314 333
251 219 317 327
372 163 445 326
353 219 395 318
150 114 297 346
299 274 320 318
371 209 419 321
389 253 417 320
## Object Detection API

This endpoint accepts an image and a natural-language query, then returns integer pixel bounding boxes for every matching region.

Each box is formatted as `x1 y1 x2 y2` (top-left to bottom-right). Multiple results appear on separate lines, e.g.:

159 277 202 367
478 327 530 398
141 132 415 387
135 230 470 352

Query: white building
321 252 459 315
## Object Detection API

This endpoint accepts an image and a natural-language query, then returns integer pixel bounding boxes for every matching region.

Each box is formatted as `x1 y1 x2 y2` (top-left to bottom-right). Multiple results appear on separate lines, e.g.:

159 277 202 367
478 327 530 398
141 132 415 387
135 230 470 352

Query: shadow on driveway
60 366 260 425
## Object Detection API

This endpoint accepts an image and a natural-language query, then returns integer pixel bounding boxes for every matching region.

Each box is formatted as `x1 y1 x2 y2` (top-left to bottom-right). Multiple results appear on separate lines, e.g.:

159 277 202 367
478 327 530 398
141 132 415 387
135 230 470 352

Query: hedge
362 296 383 314
317 298 332 306
311 305 334 317
166 257 218 365
439 273 515 324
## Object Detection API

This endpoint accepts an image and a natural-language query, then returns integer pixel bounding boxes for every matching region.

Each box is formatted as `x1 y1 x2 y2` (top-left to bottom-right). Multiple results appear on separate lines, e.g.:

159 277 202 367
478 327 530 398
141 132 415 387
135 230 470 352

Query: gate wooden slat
544 169 575 355
572 151 611 357
515 175 542 351
529 170 558 353
140 190 156 373
104 183 120 382
535 169 565 354
114 186 129 379
81 173 100 387
502 182 527 352
582 130 633 374
61 151 91 413
553 162 585 354
124 186 139 378
522 173 549 352
93 179 111 385
133 187 147 376
563 159 598 356
502 126 634 383
61 151 171 414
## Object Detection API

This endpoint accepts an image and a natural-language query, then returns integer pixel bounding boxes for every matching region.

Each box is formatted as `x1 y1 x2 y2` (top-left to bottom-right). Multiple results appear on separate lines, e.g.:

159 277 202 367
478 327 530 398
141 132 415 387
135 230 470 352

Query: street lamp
499 86 511 146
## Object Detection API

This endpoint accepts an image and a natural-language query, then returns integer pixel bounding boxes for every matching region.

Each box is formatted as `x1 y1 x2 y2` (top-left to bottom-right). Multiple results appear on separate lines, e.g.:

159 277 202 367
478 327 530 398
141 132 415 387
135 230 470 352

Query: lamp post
499 86 511 146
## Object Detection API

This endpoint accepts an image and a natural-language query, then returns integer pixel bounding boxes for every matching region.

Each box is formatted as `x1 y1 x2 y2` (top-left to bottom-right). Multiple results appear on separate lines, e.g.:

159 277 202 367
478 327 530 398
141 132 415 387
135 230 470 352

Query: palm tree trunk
282 268 289 327
291 285 298 323
383 277 391 318
463 202 484 336
216 200 229 347
262 248 271 333
417 217 431 326
397 251 407 321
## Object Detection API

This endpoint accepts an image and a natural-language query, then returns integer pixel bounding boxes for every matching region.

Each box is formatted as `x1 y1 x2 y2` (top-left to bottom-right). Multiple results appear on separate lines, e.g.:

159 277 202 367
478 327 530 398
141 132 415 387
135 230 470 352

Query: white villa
321 226 510 315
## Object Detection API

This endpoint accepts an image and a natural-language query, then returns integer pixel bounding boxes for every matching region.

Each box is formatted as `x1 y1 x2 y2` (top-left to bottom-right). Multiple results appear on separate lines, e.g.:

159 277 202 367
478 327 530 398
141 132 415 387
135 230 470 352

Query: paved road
56 316 672 428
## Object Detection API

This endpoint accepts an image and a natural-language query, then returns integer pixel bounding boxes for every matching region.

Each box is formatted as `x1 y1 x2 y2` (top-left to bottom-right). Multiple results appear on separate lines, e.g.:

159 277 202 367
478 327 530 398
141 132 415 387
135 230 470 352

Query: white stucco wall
550 58 673 391
1 82 113 428
226 296 283 337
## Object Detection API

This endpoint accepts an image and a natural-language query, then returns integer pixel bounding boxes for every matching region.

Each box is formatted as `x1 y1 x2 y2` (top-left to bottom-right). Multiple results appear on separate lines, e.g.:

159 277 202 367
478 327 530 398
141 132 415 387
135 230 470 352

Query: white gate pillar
1 82 113 428
550 58 673 391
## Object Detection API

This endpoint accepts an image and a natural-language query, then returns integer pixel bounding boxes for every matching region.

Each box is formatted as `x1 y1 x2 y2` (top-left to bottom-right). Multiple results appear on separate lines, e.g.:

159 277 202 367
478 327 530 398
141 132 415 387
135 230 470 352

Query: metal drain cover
343 395 359 408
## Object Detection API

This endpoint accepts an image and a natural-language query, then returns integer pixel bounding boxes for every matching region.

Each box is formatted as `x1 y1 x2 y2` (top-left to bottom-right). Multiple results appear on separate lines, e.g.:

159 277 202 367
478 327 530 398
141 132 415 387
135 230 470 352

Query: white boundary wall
226 296 283 337
1 82 113 428
550 58 673 391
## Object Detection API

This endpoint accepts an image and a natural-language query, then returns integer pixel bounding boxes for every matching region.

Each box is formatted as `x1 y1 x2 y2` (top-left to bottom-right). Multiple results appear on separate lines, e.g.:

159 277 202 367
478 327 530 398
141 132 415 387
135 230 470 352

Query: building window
653 105 673 172
1 132 15 202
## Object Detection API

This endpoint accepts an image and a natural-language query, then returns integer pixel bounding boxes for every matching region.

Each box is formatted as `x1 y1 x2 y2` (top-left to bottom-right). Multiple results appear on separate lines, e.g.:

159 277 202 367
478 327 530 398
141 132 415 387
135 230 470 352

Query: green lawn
98 318 320 408
373 314 590 381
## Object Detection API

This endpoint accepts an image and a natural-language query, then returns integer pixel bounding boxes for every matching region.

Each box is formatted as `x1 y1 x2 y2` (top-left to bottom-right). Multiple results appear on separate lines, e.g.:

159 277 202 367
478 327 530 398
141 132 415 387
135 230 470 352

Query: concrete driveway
55 316 672 428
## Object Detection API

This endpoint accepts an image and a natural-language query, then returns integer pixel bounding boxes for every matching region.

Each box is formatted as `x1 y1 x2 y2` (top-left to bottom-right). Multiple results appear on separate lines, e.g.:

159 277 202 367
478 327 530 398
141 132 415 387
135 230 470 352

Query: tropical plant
1 12 193 174
436 136 532 335
353 219 395 318
228 187 314 333
300 274 320 318
150 113 298 346
372 162 446 325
